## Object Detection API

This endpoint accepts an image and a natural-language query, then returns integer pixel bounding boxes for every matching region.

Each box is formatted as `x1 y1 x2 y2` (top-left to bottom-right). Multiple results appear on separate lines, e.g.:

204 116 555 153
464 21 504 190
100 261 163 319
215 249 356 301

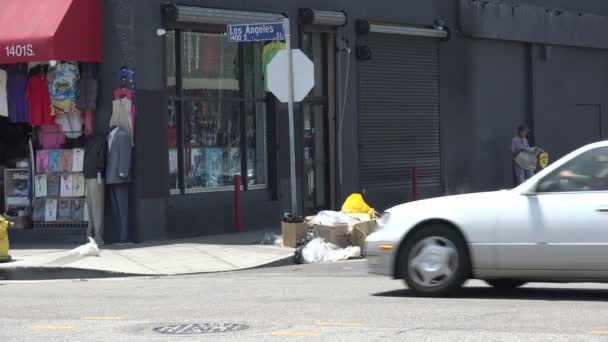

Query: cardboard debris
312 224 351 249
282 222 307 248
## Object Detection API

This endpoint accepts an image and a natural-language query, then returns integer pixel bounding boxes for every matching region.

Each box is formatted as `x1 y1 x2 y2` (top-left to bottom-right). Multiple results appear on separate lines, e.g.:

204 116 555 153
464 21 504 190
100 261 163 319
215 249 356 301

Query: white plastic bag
301 238 361 263
68 237 100 257
310 211 358 226
260 234 284 247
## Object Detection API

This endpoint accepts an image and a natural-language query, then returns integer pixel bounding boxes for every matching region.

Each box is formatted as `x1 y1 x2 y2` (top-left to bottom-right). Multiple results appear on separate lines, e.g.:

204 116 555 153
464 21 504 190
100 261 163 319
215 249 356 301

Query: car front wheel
400 224 470 297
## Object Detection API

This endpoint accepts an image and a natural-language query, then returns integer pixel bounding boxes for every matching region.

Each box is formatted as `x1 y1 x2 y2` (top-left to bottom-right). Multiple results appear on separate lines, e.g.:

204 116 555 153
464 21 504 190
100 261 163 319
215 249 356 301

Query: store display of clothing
60 149 73 173
0 67 8 117
33 199 45 222
48 150 61 173
113 87 136 132
27 68 53 126
38 124 66 149
107 126 132 243
72 173 85 197
46 173 60 197
6 64 29 123
57 198 71 221
84 135 106 179
109 183 130 242
54 111 83 139
71 199 85 222
77 63 98 111
36 150 49 174
60 173 74 197
72 148 84 172
110 98 134 145
45 198 57 222
48 62 79 116
35 174 47 198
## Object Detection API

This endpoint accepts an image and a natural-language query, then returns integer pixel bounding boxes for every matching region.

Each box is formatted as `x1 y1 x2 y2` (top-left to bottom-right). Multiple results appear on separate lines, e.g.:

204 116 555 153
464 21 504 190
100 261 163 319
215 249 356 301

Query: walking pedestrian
511 125 534 185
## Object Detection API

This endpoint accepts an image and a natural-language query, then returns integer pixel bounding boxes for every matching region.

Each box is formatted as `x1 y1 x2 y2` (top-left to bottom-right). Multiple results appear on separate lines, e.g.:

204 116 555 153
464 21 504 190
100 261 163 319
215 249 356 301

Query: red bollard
234 174 242 233
412 167 419 201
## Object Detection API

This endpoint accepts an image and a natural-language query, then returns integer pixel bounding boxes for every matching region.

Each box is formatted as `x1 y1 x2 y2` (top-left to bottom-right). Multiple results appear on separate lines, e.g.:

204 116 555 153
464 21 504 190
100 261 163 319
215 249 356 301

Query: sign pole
284 18 298 216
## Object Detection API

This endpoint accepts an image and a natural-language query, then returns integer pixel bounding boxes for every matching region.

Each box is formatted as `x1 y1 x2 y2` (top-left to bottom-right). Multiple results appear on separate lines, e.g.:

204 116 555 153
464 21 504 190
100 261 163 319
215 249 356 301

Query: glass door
302 31 335 215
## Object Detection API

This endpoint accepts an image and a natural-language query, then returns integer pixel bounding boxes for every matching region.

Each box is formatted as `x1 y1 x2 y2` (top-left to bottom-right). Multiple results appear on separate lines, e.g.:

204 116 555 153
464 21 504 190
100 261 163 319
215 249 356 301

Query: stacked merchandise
32 149 87 226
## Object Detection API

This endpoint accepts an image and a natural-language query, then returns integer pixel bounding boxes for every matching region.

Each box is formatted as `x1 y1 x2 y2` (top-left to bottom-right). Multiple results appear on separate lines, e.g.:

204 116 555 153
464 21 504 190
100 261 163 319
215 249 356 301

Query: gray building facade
97 0 608 241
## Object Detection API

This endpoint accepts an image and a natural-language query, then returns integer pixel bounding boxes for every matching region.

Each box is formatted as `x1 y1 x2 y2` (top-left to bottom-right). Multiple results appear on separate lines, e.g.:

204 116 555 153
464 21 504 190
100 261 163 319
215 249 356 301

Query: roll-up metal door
359 33 441 208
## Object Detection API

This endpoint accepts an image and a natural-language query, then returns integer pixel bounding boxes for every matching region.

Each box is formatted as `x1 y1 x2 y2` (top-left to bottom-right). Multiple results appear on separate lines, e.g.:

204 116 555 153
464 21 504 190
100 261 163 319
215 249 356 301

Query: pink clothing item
36 150 49 174
39 124 66 150
84 110 93 136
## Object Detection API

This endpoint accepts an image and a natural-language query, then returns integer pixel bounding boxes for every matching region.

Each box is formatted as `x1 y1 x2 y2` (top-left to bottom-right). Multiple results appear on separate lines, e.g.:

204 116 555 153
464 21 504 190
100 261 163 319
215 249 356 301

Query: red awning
0 0 102 64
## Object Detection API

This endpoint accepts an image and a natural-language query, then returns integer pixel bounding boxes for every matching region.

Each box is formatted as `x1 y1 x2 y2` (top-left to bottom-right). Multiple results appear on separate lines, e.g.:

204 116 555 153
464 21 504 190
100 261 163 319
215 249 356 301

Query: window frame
166 28 269 195
535 147 608 194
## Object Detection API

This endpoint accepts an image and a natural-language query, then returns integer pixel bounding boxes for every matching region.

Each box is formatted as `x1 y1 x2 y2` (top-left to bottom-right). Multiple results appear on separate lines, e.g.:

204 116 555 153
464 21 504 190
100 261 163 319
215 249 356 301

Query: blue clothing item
6 65 29 123
48 62 79 101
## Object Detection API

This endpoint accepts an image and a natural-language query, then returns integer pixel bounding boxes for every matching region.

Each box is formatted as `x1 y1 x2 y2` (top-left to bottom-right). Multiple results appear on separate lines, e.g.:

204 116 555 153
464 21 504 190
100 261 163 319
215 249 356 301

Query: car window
536 147 608 193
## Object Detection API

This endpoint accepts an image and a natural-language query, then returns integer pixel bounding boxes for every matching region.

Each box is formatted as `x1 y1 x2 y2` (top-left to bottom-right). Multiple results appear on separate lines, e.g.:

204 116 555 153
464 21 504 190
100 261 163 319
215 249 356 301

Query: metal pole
284 18 298 215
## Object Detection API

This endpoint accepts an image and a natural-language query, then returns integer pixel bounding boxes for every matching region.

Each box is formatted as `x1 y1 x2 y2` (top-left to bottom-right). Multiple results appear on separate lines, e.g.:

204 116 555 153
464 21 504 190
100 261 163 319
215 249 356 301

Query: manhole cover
154 323 249 335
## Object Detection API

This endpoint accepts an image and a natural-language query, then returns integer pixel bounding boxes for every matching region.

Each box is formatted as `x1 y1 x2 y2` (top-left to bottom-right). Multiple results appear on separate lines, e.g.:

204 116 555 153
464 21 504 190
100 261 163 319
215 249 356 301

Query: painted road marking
82 316 126 320
272 332 322 337
315 322 364 327
32 325 74 330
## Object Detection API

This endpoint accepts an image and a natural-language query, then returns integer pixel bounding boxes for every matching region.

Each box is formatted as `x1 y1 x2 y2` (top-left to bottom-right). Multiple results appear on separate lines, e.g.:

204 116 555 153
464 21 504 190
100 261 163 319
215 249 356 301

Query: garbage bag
341 193 374 218
301 238 361 263
310 211 358 226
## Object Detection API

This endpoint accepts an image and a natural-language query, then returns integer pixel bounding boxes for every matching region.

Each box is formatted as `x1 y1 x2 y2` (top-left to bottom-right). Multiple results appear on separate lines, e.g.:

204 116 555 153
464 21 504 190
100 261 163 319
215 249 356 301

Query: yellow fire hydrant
0 215 14 263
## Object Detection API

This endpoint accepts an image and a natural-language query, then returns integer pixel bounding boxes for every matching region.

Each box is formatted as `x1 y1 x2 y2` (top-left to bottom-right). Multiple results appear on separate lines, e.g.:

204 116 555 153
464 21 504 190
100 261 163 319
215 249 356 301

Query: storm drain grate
154 323 249 335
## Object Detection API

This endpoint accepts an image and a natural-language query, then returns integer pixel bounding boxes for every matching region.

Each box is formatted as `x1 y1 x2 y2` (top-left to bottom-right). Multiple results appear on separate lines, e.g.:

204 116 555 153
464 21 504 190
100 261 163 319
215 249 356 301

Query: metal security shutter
359 33 441 208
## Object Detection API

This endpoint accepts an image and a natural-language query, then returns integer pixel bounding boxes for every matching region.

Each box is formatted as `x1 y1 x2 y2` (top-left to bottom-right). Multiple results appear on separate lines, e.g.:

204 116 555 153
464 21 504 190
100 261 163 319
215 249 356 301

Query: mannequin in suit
106 126 132 243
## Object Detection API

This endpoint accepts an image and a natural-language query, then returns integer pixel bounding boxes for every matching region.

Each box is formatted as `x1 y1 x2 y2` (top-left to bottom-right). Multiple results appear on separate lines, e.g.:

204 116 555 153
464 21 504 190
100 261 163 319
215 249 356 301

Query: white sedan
367 141 608 296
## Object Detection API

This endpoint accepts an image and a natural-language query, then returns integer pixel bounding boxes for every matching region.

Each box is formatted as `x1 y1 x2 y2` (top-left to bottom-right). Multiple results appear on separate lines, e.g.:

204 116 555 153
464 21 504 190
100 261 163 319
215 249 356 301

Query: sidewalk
0 230 294 280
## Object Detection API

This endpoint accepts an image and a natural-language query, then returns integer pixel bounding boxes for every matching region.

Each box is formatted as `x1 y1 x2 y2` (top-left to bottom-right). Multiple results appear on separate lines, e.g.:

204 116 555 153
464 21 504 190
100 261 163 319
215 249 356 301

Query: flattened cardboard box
350 219 378 250
313 224 351 248
282 222 307 248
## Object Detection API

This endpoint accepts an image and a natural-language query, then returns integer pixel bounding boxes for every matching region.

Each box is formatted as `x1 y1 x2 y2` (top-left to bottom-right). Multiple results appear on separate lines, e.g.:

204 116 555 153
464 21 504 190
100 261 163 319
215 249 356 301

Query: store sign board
227 22 285 42
267 49 315 103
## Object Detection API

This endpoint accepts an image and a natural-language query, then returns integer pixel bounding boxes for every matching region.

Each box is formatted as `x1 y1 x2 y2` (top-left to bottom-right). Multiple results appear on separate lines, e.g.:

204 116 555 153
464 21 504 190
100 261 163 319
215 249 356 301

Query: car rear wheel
400 224 470 297
485 279 527 289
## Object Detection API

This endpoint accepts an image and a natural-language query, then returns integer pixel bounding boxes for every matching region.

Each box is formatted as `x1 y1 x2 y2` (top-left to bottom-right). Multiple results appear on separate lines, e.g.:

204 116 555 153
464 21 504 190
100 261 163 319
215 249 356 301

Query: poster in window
227 148 240 178
190 148 205 188
205 147 223 188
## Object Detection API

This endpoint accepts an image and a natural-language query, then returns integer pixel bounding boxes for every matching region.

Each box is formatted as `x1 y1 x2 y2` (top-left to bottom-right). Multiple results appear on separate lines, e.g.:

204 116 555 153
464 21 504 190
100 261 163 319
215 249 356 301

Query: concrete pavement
0 230 293 279
2 261 608 341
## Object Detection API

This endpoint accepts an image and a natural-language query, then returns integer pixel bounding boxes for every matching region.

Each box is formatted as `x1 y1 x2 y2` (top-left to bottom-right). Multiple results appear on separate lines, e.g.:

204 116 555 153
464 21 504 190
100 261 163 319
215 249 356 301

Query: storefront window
167 30 268 193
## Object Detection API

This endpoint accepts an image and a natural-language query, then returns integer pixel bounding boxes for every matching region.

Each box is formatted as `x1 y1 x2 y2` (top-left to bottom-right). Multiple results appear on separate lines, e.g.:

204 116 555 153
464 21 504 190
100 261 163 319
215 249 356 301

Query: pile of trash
271 193 380 264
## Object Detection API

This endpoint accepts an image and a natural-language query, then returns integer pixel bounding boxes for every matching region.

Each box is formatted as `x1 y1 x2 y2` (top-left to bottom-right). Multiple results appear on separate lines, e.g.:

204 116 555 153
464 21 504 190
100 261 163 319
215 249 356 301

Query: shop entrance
301 31 336 215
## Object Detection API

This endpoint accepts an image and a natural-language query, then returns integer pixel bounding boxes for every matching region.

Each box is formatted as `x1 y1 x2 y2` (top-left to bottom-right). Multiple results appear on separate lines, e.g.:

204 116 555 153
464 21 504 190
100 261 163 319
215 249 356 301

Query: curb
0 254 296 281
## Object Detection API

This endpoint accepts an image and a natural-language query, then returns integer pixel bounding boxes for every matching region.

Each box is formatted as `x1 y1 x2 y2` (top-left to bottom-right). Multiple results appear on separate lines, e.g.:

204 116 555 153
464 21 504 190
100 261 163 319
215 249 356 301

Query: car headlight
376 212 391 230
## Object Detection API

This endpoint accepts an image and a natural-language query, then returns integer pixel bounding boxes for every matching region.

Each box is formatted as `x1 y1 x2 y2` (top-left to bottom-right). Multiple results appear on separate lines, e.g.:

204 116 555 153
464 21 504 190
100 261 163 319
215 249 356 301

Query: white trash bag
261 234 284 247
68 237 101 257
45 237 100 266
310 211 358 226
301 238 361 264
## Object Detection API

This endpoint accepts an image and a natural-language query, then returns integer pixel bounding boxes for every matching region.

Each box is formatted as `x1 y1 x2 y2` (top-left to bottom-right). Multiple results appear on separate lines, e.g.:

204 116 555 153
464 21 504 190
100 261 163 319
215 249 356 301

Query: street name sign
227 22 285 42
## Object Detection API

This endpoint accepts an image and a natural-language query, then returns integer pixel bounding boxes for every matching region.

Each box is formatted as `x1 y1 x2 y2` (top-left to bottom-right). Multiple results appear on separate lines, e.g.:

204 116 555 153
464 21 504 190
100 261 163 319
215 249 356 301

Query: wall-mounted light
157 28 167 36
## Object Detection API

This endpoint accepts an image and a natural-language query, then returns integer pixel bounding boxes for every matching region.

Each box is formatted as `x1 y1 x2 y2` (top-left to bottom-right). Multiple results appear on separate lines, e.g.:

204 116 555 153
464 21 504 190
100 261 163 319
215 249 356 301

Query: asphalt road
2 260 608 341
